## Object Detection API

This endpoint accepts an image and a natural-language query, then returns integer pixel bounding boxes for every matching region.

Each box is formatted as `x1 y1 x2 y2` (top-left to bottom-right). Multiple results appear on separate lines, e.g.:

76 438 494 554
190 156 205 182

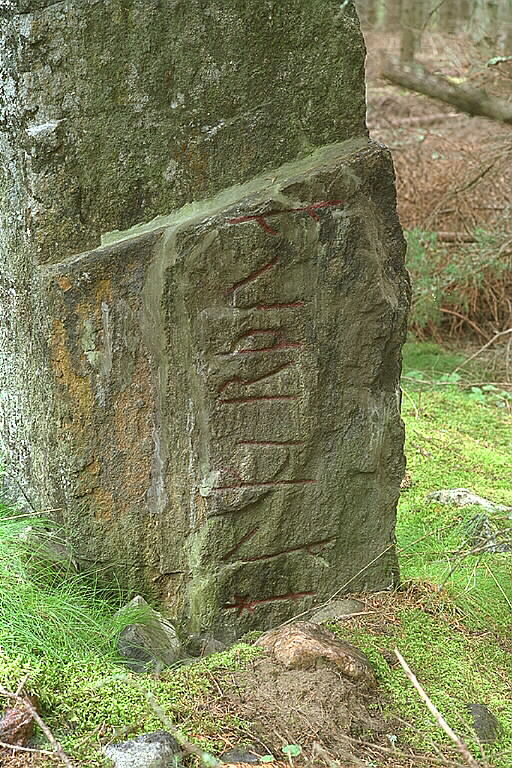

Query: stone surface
256 621 376 685
36 141 408 637
103 731 182 768
116 596 182 672
0 1 367 523
427 489 512 513
186 634 227 658
19 525 77 571
466 703 501 744
0 2 409 637
1 0 366 263
310 598 366 624
464 513 512 553
0 697 37 747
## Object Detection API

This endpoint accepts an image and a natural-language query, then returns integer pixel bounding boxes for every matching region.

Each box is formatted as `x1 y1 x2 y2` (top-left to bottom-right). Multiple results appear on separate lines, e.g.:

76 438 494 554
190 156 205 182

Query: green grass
337 339 512 767
0 511 132 666
341 611 512 763
400 339 512 630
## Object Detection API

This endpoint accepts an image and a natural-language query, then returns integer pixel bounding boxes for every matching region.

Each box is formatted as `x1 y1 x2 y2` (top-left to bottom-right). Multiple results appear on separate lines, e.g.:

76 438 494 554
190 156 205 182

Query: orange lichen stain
94 278 112 305
56 275 72 292
112 351 153 509
75 280 111 334
50 318 93 430
90 486 114 521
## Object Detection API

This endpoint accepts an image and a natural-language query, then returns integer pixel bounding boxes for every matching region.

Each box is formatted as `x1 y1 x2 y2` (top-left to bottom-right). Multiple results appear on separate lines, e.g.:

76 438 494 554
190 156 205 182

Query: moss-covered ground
334 339 512 767
0 339 511 767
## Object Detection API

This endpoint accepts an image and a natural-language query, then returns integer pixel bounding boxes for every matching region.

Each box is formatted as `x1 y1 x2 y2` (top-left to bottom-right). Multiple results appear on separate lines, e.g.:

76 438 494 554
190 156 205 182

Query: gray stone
19 525 78 571
220 748 261 764
0 0 367 523
464 513 512 554
310 599 366 624
186 634 228 658
427 489 512 514
0 2 409 637
103 731 181 768
116 596 182 673
466 703 501 744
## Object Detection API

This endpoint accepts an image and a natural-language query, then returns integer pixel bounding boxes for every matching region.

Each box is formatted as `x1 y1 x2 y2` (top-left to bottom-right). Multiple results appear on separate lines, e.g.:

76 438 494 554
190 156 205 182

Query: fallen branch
452 328 512 373
0 740 59 757
0 684 74 768
394 649 481 768
348 735 470 768
439 308 489 341
381 57 512 125
436 232 477 243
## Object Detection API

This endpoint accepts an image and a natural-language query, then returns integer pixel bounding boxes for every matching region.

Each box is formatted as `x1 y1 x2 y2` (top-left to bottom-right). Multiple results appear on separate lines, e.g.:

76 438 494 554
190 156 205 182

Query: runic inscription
191 201 348 619
223 591 315 616
208 203 345 501
227 200 344 235
173 156 408 635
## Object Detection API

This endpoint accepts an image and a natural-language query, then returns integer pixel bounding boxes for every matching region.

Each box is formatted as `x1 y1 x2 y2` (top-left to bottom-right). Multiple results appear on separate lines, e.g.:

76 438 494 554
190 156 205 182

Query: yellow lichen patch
56 275 72 292
50 317 94 434
112 350 153 508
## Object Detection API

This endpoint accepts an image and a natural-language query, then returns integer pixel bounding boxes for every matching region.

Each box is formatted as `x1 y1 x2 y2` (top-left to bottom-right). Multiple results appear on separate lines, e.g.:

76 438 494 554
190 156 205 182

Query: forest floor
1 26 512 768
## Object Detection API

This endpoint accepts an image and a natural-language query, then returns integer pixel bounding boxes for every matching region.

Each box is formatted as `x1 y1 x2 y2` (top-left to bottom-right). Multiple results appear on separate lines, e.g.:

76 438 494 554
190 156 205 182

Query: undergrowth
0 512 260 764
406 228 512 340
0 512 134 666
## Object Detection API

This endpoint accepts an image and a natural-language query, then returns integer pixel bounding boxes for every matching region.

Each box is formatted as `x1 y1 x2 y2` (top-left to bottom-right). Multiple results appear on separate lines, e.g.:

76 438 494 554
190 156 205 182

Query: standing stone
0 1 409 639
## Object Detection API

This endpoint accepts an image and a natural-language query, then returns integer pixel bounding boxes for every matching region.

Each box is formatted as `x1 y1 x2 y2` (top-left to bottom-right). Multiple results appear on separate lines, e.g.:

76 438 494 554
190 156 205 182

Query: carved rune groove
227 200 344 235
223 591 315 616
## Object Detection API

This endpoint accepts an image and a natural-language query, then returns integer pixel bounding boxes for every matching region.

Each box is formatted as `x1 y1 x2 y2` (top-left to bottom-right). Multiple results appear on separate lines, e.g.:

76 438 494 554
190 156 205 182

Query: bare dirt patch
219 655 386 758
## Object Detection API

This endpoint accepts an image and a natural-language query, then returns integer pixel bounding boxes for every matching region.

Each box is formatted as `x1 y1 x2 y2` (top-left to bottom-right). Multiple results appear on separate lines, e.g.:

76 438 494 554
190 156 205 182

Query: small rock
310 598 365 624
256 621 375 686
116 596 182 673
186 633 228 658
466 703 501 743
427 489 511 514
20 526 77 572
103 730 182 768
220 747 261 764
0 697 37 746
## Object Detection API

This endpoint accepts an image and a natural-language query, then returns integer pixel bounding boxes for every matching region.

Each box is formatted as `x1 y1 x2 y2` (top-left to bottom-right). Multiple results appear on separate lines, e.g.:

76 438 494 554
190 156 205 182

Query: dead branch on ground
381 57 512 125
394 649 483 768
452 328 512 374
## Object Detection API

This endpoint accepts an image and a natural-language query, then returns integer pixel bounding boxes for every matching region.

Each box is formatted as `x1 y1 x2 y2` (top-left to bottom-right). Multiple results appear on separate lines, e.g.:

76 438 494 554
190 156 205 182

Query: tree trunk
400 0 420 62
469 0 500 52
438 0 461 34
